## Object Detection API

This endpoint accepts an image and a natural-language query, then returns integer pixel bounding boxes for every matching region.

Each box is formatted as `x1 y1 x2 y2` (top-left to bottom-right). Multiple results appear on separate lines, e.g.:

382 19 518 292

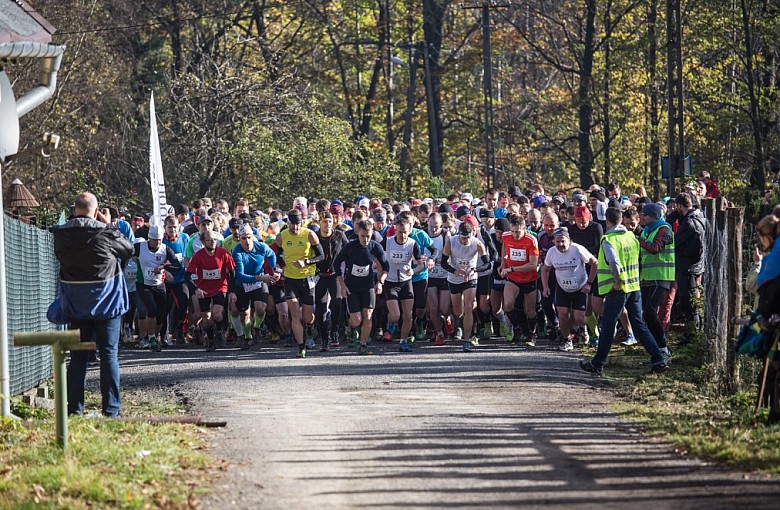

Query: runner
232 224 278 350
475 209 498 341
541 227 598 352
335 219 390 354
186 229 236 351
490 217 513 340
273 209 324 358
382 215 423 352
442 221 490 352
162 216 190 345
134 225 183 352
425 212 450 345
314 212 348 351
499 214 540 346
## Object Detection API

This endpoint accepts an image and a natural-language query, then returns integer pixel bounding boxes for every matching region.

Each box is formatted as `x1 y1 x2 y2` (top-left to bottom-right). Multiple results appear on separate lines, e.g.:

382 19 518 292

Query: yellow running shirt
278 227 316 279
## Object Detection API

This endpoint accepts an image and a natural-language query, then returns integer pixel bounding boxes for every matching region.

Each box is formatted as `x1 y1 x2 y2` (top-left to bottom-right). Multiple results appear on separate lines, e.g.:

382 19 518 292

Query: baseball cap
358 198 371 209
508 186 523 198
198 214 213 224
455 205 471 219
147 225 163 240
251 209 262 217
460 192 474 203
228 218 241 229
553 227 570 238
590 190 607 202
422 197 433 205
471 199 481 207
175 204 189 216
329 202 344 214
238 212 251 222
478 208 495 218
462 214 479 228
574 206 591 220
572 193 587 203
331 199 344 207
552 195 565 204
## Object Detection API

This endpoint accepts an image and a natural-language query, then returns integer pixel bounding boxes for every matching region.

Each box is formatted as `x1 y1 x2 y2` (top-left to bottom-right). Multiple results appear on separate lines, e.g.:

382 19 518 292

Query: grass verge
581 332 780 475
0 388 218 509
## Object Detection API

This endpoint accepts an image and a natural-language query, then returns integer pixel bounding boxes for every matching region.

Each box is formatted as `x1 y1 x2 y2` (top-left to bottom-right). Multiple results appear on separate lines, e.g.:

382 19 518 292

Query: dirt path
115 339 779 509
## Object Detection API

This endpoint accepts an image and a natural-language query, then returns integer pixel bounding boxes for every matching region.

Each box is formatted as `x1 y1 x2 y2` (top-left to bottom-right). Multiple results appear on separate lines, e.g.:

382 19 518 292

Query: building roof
0 1 55 44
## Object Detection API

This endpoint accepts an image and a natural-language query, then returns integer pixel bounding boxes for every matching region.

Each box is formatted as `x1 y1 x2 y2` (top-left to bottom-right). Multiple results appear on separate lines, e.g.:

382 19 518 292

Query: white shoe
557 339 574 352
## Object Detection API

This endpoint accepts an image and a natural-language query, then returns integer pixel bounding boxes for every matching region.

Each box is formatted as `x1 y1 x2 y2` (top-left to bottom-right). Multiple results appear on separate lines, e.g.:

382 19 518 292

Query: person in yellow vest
638 203 674 362
580 207 669 377
274 209 324 358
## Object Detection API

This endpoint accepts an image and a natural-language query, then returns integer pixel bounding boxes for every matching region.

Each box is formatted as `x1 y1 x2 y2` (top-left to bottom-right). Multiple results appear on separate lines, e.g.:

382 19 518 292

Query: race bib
509 248 527 262
456 259 471 268
174 253 183 261
558 278 580 293
351 264 370 277
144 267 158 280
124 268 137 280
307 276 317 290
430 266 445 278
390 250 407 262
242 280 263 292
202 269 221 280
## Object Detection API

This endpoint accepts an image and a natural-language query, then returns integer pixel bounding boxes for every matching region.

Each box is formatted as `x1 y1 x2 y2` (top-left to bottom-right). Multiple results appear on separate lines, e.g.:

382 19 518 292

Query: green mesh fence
4 216 59 395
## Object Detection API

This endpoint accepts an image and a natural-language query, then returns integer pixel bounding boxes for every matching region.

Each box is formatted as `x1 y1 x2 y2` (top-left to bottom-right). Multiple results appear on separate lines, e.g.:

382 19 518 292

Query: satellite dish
0 72 20 162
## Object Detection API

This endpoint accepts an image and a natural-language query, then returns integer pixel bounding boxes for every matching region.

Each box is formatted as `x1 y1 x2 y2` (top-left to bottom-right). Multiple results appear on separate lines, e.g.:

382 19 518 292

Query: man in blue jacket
54 192 134 417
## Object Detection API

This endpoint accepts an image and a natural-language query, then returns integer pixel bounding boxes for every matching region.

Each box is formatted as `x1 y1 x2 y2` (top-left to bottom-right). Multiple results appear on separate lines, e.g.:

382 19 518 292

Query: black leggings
641 283 668 348
315 275 342 346
139 284 166 326
166 282 189 333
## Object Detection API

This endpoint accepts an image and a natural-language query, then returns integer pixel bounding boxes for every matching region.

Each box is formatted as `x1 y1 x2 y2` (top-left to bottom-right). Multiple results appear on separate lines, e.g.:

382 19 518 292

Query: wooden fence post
725 207 744 394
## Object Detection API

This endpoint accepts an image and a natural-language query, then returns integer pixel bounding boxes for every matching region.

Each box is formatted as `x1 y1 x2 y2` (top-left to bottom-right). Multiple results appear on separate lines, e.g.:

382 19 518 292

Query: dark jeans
675 270 700 324
641 283 669 349
67 316 122 417
591 289 664 369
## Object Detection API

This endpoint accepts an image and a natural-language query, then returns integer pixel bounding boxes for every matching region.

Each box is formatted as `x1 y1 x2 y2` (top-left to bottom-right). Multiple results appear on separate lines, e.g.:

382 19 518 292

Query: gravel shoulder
106 338 779 509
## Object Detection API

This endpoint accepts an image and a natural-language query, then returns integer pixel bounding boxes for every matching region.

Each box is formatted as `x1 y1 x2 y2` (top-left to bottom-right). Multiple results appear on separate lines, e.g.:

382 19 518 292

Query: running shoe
463 341 473 352
138 337 151 350
283 335 294 347
578 327 590 345
444 317 455 336
320 346 329 352
305 337 316 350
382 331 393 343
454 327 463 341
348 328 359 348
297 347 306 358
414 321 427 342
205 336 216 352
470 335 480 346
558 339 574 352
238 336 250 350
525 335 537 347
215 329 226 349
620 334 638 347
399 339 413 352
499 320 513 342
150 336 161 353
174 329 185 345
358 344 372 356
482 322 494 340
434 332 445 346
650 362 669 374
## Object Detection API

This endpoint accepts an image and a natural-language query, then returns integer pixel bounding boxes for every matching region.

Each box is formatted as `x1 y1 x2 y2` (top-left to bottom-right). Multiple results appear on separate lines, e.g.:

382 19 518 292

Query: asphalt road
107 337 779 509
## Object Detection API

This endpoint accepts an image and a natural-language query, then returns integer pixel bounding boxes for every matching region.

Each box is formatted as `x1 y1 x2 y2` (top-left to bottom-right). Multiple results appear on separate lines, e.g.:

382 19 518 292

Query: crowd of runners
99 176 720 374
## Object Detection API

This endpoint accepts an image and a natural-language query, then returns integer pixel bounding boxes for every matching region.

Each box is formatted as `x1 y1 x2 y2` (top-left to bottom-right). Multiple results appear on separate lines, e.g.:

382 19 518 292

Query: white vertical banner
149 91 168 227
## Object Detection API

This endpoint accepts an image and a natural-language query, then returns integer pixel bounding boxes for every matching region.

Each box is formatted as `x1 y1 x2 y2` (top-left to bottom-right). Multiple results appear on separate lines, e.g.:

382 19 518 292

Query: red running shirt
186 247 236 297
502 232 539 284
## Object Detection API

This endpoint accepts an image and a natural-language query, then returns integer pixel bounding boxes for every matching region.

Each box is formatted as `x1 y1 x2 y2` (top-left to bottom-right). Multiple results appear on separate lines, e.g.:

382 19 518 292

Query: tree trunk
423 0 446 176
577 0 597 189
740 0 766 191
647 0 661 198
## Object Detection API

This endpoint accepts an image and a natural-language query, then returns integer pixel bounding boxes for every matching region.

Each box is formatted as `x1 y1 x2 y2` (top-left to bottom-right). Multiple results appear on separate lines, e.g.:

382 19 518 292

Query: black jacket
54 217 134 282
675 209 706 275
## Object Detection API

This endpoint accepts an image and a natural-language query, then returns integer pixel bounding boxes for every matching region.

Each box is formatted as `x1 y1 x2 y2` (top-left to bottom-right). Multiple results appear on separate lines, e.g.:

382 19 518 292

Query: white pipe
0 42 66 118
0 41 65 417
